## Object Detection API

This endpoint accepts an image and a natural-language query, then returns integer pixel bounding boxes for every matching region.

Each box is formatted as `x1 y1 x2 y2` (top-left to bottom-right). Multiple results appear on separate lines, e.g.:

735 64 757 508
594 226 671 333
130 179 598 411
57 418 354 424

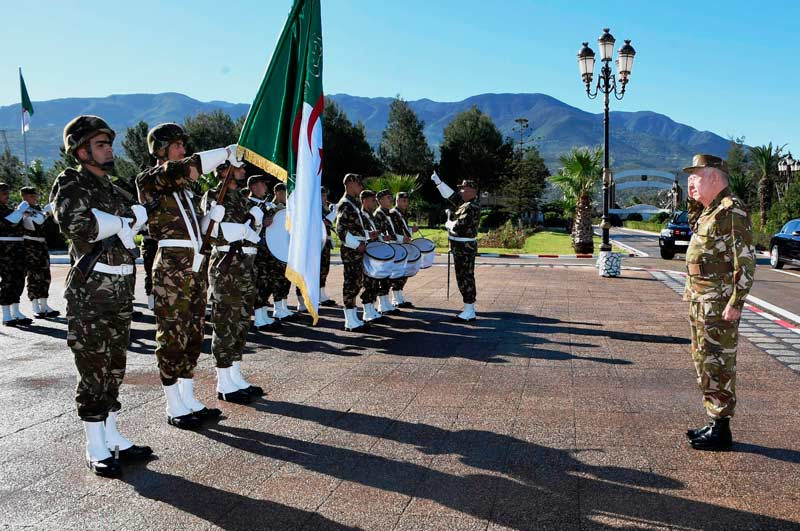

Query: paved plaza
1 262 799 530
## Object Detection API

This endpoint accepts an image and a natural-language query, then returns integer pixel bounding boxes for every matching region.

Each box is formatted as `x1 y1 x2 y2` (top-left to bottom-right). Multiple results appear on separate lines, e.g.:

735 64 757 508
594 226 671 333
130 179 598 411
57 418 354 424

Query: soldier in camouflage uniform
320 186 337 306
51 115 152 477
373 189 400 314
336 173 367 331
358 189 384 322
266 182 295 320
202 164 264 404
137 122 239 429
389 192 417 307
432 174 480 321
20 187 59 318
0 183 32 326
247 174 279 330
682 154 755 451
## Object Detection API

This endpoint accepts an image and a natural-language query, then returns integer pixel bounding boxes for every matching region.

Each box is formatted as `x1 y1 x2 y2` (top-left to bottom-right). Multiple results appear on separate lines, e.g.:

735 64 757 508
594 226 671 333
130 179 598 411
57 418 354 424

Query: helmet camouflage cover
63 115 116 155
147 123 189 155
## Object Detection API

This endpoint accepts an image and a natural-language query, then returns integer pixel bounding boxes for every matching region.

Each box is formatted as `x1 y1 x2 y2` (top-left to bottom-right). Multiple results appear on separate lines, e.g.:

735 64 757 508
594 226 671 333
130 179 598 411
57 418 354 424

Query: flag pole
19 67 29 185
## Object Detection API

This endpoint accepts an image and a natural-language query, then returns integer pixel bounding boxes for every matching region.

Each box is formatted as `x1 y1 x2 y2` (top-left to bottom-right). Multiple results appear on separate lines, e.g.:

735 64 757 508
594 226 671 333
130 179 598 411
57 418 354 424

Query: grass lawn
415 228 619 255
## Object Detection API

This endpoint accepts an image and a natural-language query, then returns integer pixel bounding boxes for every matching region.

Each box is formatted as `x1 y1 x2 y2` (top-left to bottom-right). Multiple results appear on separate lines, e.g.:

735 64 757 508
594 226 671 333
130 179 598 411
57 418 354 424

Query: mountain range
0 91 731 172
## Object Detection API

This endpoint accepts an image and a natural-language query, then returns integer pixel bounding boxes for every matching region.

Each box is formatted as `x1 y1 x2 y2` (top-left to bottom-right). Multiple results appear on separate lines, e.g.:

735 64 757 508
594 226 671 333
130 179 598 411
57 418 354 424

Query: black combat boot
686 420 713 440
690 417 732 451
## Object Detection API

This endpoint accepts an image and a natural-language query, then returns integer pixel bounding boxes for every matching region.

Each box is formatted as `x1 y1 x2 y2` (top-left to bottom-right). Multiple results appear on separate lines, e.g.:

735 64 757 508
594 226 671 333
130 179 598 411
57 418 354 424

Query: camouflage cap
376 189 392 200
247 174 267 188
63 115 116 155
343 173 363 185
458 179 477 189
360 189 376 200
0 183 9 192
147 123 188 156
274 182 287 193
683 154 729 175
395 191 410 200
20 186 37 195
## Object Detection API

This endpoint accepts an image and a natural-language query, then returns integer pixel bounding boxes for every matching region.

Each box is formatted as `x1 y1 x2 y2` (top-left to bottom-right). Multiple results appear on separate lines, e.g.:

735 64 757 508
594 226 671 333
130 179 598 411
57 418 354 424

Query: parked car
769 218 800 269
658 210 692 260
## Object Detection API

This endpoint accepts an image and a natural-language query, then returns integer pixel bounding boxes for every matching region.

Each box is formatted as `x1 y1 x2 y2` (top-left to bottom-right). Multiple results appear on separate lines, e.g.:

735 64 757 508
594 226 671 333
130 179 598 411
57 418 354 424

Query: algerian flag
238 0 324 324
19 68 34 134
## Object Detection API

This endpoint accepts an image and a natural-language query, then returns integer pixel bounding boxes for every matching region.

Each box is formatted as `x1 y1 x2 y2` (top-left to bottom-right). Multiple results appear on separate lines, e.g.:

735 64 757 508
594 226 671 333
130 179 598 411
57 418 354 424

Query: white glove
117 218 137 250
248 206 264 227
220 222 260 244
325 204 338 223
344 232 362 250
16 201 30 212
90 208 125 242
445 219 456 231
445 209 451 218
226 144 244 168
437 181 455 199
42 203 53 215
431 172 442 185
30 211 46 226
208 202 226 223
130 204 148 232
196 147 229 174
23 216 35 231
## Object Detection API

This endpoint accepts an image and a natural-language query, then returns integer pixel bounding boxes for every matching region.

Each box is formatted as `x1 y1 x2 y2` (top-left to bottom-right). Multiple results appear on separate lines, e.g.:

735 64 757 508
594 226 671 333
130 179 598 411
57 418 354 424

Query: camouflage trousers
361 273 380 305
0 241 25 305
390 276 408 292
64 266 134 421
320 240 332 287
209 252 256 368
141 236 158 296
24 240 51 300
268 252 291 300
253 247 271 309
378 278 392 297
152 249 207 386
689 300 738 418
341 247 363 309
452 241 477 304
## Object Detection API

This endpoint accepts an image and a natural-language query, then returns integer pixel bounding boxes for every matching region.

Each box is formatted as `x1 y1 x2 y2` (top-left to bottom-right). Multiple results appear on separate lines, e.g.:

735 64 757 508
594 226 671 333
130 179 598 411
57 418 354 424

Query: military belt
216 245 257 255
0 236 24 242
448 235 477 242
93 262 135 276
687 262 733 276
23 236 46 243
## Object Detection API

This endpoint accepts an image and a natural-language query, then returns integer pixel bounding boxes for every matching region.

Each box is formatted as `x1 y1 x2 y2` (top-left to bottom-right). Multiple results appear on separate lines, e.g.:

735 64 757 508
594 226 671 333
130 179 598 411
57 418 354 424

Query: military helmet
63 115 116 155
147 123 189 156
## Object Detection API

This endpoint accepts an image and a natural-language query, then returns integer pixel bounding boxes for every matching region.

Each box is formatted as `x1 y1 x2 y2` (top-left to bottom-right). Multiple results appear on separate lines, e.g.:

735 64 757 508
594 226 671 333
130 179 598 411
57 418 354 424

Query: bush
651 211 670 224
480 207 511 230
544 211 566 228
626 213 643 221
481 220 526 249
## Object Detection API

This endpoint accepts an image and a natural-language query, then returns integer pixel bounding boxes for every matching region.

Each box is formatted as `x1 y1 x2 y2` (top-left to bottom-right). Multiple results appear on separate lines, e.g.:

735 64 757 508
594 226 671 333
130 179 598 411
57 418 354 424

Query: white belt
23 236 46 243
0 237 24 242
448 235 477 242
158 239 195 249
93 262 135 276
216 245 257 255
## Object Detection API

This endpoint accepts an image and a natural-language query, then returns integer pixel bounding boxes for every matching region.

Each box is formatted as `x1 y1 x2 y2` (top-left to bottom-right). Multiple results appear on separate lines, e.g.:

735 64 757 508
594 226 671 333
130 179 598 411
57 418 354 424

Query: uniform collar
706 187 731 212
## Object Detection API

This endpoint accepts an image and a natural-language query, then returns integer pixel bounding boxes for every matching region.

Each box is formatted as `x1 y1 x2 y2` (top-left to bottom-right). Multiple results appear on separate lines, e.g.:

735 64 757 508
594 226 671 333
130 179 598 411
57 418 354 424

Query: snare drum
411 238 435 269
363 241 395 279
403 243 422 277
389 243 408 279
265 209 290 263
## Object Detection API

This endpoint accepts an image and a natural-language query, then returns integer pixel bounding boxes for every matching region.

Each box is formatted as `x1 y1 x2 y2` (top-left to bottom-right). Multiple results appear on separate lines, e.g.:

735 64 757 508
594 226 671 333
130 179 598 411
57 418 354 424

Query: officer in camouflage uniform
389 191 417 307
432 173 480 321
247 174 279 330
0 183 32 326
373 189 400 314
51 115 152 476
20 187 59 318
203 164 264 404
358 189 384 322
266 182 295 320
336 173 367 331
682 154 755 451
320 186 337 306
137 122 239 429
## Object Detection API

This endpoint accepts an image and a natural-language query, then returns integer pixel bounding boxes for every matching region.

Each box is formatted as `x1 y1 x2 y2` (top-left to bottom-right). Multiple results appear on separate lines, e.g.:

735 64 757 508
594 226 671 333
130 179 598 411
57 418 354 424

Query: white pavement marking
609 238 649 258
768 268 800 280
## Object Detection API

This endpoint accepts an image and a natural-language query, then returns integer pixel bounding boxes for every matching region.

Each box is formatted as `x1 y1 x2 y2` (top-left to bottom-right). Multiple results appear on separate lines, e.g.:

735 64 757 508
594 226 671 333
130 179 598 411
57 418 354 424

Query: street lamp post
577 28 636 277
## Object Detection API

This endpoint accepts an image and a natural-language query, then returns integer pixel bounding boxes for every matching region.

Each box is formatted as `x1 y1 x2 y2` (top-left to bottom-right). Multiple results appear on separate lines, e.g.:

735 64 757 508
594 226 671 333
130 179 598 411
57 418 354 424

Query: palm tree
363 173 420 196
750 143 784 227
549 147 603 254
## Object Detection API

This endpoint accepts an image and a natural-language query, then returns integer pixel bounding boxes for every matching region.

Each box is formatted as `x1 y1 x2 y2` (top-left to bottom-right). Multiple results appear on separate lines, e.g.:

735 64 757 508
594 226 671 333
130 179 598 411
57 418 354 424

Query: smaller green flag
20 68 34 134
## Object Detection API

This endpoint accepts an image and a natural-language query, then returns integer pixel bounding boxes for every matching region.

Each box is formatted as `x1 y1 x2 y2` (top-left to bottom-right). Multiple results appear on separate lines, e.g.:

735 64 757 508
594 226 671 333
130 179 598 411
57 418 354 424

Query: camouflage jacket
323 201 334 239
374 206 399 242
50 166 136 266
0 203 24 239
136 156 203 250
683 187 756 310
336 194 365 248
389 208 412 239
446 194 480 239
202 186 257 250
687 198 703 231
360 209 380 241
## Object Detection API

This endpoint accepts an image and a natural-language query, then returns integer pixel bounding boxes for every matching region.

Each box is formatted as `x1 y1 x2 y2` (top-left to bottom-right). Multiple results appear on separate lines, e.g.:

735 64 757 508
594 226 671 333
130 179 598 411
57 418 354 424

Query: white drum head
265 209 290 263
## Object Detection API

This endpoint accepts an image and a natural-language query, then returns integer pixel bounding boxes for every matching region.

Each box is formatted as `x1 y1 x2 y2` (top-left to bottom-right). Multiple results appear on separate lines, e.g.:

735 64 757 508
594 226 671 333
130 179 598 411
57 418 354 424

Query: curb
435 252 638 259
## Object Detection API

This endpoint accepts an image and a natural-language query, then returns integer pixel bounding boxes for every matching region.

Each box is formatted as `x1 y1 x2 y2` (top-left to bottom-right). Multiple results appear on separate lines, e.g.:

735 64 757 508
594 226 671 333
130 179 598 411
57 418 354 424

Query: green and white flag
19 68 34 134
238 0 324 324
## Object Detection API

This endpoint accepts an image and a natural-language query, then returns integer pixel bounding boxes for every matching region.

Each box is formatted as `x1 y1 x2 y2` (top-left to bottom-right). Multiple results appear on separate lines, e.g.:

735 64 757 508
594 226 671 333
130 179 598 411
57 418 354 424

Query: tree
122 120 151 170
439 106 513 192
549 147 603 254
0 149 23 189
750 143 784 227
378 97 433 177
502 146 549 223
183 110 242 153
322 99 382 197
726 136 754 209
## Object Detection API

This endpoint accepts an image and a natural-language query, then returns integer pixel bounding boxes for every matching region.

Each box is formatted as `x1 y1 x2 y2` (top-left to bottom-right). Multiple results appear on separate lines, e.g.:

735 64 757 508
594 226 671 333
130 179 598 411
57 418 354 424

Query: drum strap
344 198 367 237
391 208 412 236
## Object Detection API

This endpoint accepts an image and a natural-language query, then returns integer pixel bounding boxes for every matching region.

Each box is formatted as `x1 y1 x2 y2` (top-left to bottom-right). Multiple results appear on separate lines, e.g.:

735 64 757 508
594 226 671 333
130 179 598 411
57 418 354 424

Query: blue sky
2 0 799 154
